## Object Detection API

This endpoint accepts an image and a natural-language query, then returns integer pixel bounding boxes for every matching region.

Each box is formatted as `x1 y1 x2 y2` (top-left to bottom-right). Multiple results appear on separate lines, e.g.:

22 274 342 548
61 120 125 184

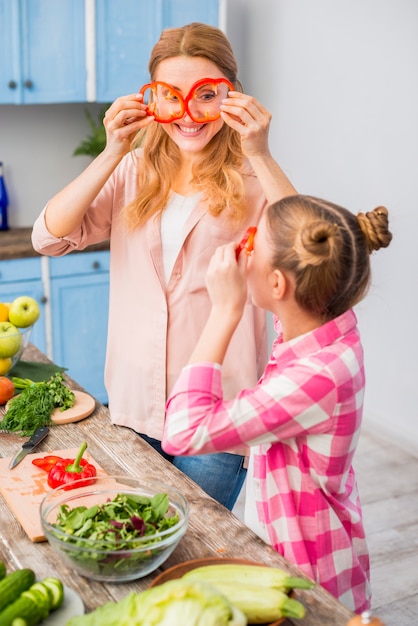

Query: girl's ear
271 268 290 301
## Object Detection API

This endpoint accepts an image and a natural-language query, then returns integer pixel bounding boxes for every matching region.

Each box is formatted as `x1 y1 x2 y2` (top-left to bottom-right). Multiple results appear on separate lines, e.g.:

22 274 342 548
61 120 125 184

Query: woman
31 22 296 509
163 196 392 611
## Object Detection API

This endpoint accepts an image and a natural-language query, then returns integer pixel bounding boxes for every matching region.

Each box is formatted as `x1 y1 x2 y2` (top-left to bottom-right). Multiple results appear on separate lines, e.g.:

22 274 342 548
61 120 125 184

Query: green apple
0 321 22 358
8 296 40 328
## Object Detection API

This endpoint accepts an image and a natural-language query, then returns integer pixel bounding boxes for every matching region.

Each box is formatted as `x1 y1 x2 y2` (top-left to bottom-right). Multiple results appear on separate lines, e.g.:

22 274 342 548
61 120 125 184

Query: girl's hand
102 93 154 157
220 91 272 157
205 242 248 322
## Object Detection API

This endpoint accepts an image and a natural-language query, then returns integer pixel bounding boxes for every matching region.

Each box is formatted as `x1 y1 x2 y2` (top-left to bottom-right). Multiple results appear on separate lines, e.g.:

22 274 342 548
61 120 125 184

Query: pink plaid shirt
164 309 371 613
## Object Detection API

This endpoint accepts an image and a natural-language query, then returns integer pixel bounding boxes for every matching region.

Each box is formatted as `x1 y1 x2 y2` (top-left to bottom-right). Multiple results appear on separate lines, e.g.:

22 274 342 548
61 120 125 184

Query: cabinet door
95 0 161 103
49 252 109 404
0 258 47 353
95 0 220 103
0 0 86 104
0 0 20 104
161 0 219 29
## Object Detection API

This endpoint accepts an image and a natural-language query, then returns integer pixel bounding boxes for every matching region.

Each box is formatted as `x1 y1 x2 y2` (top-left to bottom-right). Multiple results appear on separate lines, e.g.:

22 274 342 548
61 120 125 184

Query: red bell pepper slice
47 442 97 490
32 455 63 472
235 226 257 260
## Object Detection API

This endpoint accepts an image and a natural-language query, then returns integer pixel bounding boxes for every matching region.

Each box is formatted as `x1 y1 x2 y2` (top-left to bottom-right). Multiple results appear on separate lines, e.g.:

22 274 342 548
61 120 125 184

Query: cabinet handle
40 295 48 304
92 261 100 270
24 79 33 89
8 80 17 89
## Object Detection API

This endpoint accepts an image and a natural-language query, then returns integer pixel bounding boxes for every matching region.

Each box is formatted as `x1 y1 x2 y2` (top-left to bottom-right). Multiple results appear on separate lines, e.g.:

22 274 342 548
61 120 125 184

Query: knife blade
9 426 50 469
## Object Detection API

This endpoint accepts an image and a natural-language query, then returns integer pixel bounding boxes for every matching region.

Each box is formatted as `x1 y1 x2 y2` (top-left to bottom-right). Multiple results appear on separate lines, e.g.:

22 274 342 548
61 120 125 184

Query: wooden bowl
149 557 285 625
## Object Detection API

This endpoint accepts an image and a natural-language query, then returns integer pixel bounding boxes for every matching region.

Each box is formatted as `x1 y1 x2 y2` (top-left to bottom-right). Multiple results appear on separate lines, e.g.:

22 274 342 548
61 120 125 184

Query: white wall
226 0 418 455
1 0 417 453
0 103 102 226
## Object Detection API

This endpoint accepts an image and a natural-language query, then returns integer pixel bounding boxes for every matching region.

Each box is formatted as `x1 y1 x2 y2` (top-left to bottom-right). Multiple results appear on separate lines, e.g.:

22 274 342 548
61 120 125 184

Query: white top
244 448 270 543
160 192 200 284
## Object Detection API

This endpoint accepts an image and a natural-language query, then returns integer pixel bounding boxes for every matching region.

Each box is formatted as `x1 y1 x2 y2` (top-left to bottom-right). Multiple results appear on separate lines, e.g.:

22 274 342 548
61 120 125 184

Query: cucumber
0 577 65 626
40 578 65 610
0 570 35 613
0 562 6 581
0 590 45 626
25 585 50 619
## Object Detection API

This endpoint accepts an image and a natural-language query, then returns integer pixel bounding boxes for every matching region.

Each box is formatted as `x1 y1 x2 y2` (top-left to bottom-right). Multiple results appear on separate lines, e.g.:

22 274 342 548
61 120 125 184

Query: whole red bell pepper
235 226 257 260
47 442 97 490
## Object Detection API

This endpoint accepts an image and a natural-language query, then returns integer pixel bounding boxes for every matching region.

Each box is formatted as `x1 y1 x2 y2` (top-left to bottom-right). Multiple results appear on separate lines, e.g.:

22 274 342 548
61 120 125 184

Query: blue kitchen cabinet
0 257 47 353
49 251 109 404
95 1 160 102
161 0 219 29
95 0 220 102
0 0 86 104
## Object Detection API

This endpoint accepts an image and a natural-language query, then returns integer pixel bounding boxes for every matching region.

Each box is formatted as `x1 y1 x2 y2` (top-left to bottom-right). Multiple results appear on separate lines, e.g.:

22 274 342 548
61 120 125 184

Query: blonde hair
123 23 246 230
266 195 392 320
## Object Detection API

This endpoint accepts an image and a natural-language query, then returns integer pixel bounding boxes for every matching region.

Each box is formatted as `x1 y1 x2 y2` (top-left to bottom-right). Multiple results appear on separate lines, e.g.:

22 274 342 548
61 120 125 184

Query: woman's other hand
220 91 272 158
103 93 154 157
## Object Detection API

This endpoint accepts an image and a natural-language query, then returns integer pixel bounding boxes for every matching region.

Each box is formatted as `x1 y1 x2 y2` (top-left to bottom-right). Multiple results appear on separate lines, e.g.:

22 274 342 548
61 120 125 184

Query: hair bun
357 206 392 253
295 220 342 268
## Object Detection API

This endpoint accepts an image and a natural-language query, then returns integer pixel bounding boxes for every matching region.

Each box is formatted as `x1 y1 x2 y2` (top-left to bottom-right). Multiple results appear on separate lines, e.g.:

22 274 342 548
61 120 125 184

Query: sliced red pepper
235 226 257 260
47 442 97 490
32 455 63 472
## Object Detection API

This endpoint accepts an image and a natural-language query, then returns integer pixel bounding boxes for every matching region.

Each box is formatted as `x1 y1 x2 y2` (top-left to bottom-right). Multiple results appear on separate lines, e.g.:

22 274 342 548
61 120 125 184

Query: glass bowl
40 475 189 582
0 324 32 375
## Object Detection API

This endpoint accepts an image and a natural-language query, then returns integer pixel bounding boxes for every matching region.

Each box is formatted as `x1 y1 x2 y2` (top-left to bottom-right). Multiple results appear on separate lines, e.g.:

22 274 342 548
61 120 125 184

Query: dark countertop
0 227 110 261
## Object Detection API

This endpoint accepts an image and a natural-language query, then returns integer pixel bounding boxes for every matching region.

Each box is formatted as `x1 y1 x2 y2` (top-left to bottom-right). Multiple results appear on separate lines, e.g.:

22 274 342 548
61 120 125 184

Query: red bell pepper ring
47 442 97 490
32 455 63 472
235 226 257 260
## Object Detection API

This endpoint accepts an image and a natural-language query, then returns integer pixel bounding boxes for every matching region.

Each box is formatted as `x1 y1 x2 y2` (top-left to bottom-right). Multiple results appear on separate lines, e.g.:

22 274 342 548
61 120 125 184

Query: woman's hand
220 91 272 158
103 93 154 157
205 242 248 323
221 91 297 204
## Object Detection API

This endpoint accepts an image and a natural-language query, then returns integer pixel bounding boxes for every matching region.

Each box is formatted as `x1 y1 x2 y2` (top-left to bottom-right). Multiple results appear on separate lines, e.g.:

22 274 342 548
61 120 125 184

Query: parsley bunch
0 373 75 436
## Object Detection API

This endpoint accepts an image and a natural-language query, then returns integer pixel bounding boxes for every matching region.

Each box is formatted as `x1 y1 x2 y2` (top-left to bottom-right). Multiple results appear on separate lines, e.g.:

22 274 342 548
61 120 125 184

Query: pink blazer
32 150 269 440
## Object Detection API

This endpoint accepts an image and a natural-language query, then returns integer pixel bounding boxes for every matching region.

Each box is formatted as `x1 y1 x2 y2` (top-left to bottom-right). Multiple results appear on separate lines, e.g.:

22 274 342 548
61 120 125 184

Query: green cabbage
66 580 247 626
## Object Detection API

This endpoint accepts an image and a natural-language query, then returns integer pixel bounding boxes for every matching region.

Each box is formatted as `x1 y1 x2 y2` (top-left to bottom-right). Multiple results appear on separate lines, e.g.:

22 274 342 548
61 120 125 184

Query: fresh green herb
50 492 180 577
0 373 75 436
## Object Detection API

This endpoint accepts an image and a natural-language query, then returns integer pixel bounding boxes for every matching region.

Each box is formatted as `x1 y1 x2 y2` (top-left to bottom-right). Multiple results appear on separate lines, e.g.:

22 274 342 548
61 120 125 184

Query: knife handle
23 426 50 449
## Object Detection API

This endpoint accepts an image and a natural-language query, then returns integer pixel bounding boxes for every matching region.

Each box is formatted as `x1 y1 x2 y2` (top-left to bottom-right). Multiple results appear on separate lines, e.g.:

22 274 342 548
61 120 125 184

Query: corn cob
199 581 306 623
183 563 314 592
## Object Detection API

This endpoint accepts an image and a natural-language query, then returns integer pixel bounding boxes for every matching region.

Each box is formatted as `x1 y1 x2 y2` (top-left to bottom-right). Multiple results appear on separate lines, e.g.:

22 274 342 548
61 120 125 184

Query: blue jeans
139 434 246 511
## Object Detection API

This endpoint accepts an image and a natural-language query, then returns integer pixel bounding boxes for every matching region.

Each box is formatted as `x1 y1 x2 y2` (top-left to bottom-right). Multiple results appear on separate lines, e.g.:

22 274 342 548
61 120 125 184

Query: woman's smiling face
153 56 227 155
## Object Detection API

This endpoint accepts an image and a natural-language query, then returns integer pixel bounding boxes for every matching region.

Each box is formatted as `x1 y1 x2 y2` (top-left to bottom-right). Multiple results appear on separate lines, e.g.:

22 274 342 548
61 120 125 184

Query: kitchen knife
9 426 50 469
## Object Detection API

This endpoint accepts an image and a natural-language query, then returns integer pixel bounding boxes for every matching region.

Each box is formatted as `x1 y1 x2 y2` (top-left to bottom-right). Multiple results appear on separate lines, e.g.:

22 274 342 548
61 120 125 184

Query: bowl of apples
0 296 40 376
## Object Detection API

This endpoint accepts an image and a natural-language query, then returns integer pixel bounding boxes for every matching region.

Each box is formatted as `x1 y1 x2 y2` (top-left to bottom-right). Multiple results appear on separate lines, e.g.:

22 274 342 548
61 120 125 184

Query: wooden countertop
0 227 109 260
0 345 354 625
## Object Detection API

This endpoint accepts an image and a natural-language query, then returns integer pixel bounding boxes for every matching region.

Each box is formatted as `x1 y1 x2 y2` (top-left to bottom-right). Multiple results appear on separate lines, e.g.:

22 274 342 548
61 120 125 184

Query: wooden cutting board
5 390 96 425
51 390 96 424
0 448 107 542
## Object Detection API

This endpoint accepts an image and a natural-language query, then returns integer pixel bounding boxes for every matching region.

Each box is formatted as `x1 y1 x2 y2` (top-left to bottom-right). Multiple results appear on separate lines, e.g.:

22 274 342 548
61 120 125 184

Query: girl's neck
277 303 324 342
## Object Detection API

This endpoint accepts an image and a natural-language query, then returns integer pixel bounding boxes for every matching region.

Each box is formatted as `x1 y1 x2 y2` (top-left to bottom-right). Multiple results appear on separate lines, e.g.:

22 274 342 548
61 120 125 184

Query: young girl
31 22 296 510
162 195 392 613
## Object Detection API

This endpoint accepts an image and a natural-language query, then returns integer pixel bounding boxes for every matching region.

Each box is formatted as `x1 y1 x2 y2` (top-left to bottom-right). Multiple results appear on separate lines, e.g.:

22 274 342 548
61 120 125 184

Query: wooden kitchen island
0 345 355 625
